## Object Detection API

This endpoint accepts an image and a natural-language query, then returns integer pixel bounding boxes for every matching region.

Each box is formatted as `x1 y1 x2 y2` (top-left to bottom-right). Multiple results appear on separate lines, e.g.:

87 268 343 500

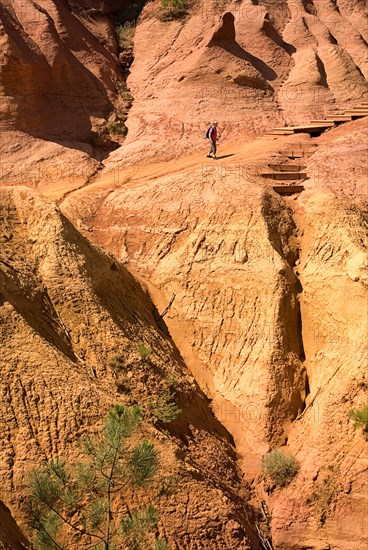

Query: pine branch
45 502 106 545
27 508 64 550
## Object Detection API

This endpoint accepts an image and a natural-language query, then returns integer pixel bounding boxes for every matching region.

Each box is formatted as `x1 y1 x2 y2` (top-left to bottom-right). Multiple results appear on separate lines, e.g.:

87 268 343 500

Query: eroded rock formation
0 185 266 549
60 117 368 549
0 1 367 549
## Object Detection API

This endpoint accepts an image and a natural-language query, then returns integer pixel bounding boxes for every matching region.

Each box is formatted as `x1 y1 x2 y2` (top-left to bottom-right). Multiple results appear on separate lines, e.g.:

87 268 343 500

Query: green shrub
116 21 135 50
152 389 181 423
159 0 188 20
349 405 368 431
107 120 128 136
109 354 124 369
165 373 179 389
137 343 153 362
261 449 299 487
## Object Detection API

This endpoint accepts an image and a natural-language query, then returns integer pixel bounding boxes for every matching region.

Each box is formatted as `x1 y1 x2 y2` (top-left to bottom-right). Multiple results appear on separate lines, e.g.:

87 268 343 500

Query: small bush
165 373 179 389
106 120 128 136
109 354 124 369
159 0 188 20
137 343 153 362
349 405 368 431
152 389 181 423
307 466 341 525
115 21 135 50
261 449 299 487
26 405 160 548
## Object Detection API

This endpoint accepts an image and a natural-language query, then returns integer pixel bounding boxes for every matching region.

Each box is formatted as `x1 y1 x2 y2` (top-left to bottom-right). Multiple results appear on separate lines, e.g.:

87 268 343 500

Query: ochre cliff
0 0 367 549
0 0 126 188
1 0 367 185
0 185 266 549
60 117 368 549
107 0 368 165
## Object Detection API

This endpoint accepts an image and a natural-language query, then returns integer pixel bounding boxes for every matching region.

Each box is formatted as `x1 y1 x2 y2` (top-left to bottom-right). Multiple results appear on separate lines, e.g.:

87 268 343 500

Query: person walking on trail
207 121 219 159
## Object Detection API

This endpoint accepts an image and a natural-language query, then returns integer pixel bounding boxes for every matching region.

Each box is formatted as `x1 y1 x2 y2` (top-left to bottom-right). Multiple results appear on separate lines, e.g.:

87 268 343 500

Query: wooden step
273 185 305 195
261 170 307 180
313 116 352 122
268 163 307 172
281 150 305 158
290 125 333 135
344 110 368 116
309 120 336 124
268 129 295 135
280 147 316 158
291 122 335 129
284 143 318 149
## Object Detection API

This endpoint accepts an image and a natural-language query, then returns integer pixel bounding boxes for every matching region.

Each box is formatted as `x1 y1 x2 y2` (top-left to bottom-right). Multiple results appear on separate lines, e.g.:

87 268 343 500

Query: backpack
205 126 211 139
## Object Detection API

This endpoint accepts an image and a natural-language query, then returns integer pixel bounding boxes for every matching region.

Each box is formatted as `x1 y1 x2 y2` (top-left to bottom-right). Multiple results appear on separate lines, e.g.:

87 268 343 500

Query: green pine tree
26 404 168 549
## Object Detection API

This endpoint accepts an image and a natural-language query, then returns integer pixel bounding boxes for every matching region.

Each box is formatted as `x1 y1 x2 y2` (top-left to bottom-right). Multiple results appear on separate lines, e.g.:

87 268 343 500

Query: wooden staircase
261 162 308 195
265 103 368 137
258 102 367 195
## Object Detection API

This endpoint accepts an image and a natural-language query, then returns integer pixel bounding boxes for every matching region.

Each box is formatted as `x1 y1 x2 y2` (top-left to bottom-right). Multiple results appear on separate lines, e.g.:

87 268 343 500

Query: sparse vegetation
121 506 158 548
137 343 153 362
261 449 299 487
111 75 132 98
115 21 135 50
154 540 170 550
307 465 341 525
151 389 181 423
109 354 124 369
26 404 165 549
159 0 188 20
106 119 128 136
349 405 368 432
165 373 179 389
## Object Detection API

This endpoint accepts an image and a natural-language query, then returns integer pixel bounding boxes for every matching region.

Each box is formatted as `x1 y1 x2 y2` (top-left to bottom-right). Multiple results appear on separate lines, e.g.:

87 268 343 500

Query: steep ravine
0 185 271 549
261 192 310 427
59 120 368 547
0 0 367 547
263 188 367 548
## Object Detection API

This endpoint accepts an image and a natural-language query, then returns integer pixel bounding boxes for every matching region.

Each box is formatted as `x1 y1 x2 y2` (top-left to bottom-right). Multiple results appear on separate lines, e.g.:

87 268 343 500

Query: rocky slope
0 0 128 189
1 0 367 186
0 185 266 549
105 0 368 166
60 116 368 549
0 0 367 549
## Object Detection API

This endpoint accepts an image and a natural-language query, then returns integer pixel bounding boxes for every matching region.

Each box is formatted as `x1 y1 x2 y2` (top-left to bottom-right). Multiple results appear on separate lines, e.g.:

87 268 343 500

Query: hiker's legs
208 140 217 157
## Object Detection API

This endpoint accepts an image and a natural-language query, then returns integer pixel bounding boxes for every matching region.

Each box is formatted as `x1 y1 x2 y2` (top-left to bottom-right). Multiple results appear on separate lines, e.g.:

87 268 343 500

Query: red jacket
209 126 217 141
